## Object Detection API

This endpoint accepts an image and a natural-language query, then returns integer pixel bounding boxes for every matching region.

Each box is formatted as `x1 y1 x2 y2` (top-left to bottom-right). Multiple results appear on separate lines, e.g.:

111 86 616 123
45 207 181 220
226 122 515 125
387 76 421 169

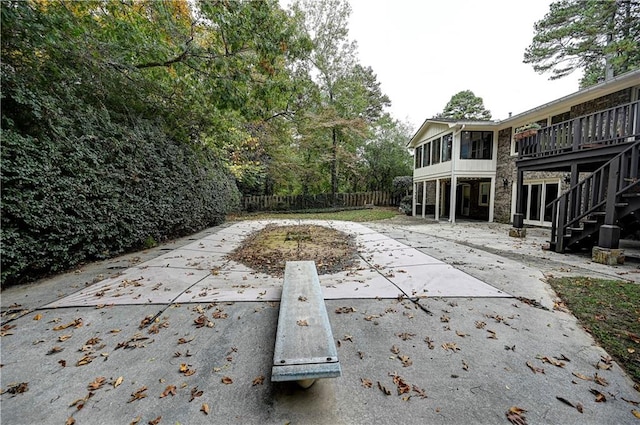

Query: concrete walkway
1 218 639 424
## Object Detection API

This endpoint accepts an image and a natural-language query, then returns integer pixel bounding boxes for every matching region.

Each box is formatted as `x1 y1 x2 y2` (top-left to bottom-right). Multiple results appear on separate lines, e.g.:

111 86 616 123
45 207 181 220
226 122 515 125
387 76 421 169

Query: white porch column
412 182 417 216
488 176 496 222
421 182 427 218
449 176 457 224
435 179 440 221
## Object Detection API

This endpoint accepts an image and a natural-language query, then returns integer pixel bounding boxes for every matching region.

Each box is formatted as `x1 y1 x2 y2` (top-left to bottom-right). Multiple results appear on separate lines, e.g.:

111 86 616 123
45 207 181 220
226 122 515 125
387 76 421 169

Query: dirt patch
226 224 358 276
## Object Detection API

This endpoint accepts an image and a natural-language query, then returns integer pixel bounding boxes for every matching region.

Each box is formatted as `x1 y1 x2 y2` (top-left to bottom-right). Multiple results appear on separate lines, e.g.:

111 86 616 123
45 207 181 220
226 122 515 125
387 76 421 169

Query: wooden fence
241 191 401 212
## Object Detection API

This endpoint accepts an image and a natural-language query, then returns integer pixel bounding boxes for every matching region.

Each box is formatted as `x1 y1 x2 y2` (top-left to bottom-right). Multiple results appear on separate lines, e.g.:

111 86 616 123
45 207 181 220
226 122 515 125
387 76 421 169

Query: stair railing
549 141 639 252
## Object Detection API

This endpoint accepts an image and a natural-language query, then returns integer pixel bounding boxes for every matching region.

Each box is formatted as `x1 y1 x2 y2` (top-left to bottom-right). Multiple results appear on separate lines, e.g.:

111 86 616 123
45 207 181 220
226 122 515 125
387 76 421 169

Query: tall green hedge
1 111 239 286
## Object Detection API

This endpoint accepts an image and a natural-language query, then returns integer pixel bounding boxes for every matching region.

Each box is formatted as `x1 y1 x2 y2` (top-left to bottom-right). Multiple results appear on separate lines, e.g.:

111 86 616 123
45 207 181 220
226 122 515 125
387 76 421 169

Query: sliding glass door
523 180 559 226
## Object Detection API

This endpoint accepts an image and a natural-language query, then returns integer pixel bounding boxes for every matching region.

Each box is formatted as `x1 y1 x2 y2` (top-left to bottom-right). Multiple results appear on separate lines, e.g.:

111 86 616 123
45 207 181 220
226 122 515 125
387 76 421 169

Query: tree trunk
331 126 338 206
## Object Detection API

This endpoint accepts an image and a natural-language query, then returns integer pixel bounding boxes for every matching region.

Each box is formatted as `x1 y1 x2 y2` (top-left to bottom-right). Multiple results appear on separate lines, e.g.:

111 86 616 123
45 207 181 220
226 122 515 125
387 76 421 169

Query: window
478 182 490 206
523 181 559 225
423 142 431 167
460 131 493 159
415 145 422 168
441 134 452 162
431 137 441 164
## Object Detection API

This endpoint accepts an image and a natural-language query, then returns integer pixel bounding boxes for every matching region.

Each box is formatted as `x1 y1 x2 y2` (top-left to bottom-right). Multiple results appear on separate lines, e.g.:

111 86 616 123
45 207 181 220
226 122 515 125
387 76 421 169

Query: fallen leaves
590 388 607 402
128 386 148 403
115 333 152 350
396 332 415 341
76 354 96 367
179 363 196 376
221 376 233 385
33 314 42 321
5 382 28 394
0 324 16 337
572 371 592 381
296 319 308 327
252 375 264 386
538 356 565 368
377 381 391 395
211 308 228 319
194 315 214 328
53 318 83 331
47 346 64 355
506 406 527 425
201 403 210 415
486 330 497 339
441 342 460 353
556 396 583 413
632 410 640 419
148 416 161 425
389 372 410 395
113 376 124 388
87 377 106 391
596 355 614 370
526 361 545 374
424 336 435 349
398 355 412 367
189 386 203 402
70 392 94 410
361 378 373 388
160 385 176 398
335 306 356 314
412 385 427 399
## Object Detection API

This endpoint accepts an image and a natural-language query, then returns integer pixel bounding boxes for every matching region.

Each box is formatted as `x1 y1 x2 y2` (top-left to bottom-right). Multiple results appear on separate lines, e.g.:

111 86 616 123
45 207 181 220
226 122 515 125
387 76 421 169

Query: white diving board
271 261 341 388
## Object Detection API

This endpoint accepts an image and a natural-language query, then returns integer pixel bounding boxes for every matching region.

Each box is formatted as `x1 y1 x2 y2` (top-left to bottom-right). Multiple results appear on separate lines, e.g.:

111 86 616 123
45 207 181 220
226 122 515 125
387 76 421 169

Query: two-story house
408 68 640 256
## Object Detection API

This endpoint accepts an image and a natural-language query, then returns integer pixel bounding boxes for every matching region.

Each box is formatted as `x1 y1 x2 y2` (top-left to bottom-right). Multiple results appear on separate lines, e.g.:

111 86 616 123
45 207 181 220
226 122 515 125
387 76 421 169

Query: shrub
399 195 413 215
1 114 239 286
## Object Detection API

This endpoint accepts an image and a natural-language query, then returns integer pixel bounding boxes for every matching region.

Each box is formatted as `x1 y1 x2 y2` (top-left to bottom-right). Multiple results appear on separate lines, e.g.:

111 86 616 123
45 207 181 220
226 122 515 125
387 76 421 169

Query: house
408 68 640 259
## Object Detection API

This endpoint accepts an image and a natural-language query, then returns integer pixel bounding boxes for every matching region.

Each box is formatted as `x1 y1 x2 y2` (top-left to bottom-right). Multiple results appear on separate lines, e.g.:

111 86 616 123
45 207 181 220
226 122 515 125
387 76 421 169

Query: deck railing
518 100 640 158
548 141 640 252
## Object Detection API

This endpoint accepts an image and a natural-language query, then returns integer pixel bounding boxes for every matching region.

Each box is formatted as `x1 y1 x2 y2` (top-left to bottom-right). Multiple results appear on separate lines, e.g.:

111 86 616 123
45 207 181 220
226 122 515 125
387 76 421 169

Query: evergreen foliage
437 90 492 120
524 0 640 86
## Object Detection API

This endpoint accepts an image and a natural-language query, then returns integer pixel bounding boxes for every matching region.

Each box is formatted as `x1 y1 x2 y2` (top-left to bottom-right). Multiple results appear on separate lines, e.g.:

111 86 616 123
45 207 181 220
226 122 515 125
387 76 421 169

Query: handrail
548 141 640 252
518 100 639 159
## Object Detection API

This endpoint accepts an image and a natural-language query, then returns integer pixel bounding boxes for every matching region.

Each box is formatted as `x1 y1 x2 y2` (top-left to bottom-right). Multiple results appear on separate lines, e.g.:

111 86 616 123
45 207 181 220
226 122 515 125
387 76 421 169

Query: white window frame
478 182 490 206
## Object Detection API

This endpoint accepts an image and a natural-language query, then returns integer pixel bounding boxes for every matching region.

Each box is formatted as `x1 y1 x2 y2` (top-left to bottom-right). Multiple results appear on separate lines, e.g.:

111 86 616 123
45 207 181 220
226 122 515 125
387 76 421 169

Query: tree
437 90 492 120
361 116 413 192
290 0 390 200
0 0 304 284
524 0 640 87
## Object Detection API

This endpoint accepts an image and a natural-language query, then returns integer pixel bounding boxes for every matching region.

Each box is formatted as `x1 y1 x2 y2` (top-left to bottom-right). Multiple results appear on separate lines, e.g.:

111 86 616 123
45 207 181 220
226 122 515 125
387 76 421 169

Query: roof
407 68 640 148
497 68 640 126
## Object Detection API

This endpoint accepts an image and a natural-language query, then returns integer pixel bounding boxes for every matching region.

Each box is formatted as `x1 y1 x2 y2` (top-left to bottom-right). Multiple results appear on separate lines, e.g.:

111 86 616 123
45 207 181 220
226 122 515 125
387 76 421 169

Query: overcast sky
346 0 583 130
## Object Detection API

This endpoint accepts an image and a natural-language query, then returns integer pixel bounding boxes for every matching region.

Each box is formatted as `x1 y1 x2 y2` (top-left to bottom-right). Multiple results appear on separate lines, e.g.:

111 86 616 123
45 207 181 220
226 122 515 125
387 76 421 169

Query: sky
345 0 583 131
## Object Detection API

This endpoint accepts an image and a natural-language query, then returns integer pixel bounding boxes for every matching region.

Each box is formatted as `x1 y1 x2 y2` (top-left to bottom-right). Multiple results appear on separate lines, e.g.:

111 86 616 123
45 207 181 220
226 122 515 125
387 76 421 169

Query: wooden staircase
548 141 640 253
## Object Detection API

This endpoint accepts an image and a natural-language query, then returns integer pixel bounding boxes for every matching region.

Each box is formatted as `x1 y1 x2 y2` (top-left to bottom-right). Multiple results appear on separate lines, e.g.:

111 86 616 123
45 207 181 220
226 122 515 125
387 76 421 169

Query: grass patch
228 207 400 222
547 277 640 386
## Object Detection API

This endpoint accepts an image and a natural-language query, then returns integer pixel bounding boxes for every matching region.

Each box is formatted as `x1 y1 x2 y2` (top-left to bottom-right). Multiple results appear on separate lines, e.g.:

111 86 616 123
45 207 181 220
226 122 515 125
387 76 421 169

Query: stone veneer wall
570 88 632 117
494 127 515 223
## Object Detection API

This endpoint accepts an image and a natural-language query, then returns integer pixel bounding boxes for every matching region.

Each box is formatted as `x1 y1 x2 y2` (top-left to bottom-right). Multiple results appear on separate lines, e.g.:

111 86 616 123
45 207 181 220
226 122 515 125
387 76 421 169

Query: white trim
435 179 441 221
421 182 427 218
488 177 495 222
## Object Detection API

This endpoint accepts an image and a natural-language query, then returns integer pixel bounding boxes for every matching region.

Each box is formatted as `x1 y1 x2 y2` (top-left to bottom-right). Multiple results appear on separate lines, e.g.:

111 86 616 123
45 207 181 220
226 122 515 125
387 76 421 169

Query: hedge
1 112 239 287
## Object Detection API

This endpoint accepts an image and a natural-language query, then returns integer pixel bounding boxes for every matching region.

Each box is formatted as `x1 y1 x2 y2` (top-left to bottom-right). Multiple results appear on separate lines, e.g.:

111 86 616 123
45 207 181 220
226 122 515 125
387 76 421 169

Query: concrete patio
1 218 639 424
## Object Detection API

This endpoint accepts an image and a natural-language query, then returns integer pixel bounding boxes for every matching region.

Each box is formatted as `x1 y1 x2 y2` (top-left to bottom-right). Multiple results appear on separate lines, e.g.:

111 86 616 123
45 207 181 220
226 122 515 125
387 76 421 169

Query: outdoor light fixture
564 174 571 184
503 178 510 188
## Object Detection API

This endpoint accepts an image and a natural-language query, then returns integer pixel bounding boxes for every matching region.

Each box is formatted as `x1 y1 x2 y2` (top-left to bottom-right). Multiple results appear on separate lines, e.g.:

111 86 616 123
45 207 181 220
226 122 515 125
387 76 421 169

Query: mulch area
226 224 359 276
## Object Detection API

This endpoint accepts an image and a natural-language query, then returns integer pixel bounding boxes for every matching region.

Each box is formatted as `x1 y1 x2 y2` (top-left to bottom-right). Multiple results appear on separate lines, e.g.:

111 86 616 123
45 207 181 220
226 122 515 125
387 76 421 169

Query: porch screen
460 131 493 159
